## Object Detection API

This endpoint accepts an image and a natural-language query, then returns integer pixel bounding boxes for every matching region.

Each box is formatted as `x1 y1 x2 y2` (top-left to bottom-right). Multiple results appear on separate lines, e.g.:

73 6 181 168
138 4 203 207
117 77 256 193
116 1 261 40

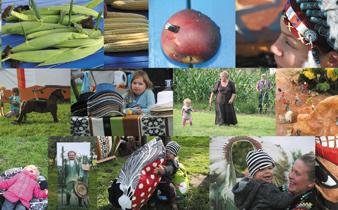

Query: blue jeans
1 200 26 210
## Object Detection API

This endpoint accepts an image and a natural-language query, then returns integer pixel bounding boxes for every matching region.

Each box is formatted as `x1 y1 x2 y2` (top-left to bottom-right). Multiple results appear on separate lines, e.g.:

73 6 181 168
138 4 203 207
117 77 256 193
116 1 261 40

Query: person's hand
228 99 233 104
154 166 165 175
45 189 48 195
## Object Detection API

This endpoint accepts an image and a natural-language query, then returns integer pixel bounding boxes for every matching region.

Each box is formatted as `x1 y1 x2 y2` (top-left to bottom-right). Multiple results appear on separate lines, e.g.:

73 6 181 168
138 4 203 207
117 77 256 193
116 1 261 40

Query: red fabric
0 170 47 208
16 68 26 89
131 159 164 210
282 0 331 52
316 143 338 165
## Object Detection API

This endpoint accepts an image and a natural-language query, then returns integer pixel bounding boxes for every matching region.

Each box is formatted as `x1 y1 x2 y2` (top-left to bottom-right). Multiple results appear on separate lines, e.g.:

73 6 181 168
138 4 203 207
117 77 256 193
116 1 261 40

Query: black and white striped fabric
166 141 181 157
246 149 274 177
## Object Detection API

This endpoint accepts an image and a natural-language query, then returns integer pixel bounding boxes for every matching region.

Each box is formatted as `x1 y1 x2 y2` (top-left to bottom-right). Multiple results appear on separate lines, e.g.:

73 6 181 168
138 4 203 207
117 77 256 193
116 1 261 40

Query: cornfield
174 68 276 114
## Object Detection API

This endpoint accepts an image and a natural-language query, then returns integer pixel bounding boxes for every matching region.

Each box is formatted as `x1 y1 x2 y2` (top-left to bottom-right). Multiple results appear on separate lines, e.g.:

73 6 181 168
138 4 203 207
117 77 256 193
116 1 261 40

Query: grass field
173 109 276 136
0 103 70 136
97 136 209 210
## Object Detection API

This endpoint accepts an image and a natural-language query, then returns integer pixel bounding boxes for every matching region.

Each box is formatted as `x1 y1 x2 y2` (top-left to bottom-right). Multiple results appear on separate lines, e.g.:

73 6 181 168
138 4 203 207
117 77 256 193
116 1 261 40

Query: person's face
68 152 76 160
288 159 315 195
165 151 175 160
220 73 228 81
131 77 146 96
270 16 309 67
253 165 274 183
26 168 38 177
184 101 191 106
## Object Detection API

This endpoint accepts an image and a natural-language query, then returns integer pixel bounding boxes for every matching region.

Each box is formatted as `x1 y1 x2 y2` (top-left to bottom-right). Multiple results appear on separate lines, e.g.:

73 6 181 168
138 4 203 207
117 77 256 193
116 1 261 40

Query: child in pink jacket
0 165 48 210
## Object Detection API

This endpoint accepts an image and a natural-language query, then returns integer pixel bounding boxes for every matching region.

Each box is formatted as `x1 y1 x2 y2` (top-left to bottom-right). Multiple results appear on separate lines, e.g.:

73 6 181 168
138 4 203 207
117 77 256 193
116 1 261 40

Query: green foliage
291 150 303 165
174 68 275 114
274 150 289 187
173 109 276 136
298 68 338 94
232 142 254 176
316 82 330 92
0 137 48 176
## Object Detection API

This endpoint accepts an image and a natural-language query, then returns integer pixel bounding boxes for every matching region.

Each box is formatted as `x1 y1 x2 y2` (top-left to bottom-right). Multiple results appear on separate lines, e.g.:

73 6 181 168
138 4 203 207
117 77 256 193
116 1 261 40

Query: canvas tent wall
0 69 71 101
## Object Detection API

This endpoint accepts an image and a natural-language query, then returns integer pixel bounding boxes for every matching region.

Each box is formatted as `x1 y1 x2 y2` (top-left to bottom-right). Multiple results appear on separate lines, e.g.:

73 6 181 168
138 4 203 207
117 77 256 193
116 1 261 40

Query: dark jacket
280 185 320 210
232 177 293 210
161 159 179 183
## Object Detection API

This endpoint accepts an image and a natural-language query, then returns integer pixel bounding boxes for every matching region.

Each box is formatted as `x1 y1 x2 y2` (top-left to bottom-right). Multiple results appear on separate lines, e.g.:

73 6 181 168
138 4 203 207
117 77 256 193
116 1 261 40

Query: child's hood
232 177 265 209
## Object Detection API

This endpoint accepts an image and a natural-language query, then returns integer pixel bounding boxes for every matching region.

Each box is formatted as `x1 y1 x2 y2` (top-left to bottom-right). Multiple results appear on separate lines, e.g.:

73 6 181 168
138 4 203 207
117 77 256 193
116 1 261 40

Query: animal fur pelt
320 0 338 50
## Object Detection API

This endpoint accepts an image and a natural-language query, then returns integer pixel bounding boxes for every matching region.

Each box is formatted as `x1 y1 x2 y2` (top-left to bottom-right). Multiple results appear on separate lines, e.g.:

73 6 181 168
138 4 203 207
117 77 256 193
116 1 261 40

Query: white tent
0 69 70 89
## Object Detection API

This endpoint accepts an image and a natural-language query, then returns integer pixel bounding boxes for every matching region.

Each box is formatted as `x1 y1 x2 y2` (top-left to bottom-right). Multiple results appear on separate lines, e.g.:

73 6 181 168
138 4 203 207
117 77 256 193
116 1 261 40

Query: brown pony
15 89 64 124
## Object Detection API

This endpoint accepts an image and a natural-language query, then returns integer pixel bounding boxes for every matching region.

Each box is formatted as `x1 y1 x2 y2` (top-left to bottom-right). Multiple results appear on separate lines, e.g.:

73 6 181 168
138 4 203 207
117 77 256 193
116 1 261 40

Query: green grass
174 109 276 136
0 103 70 136
0 137 48 177
97 137 209 210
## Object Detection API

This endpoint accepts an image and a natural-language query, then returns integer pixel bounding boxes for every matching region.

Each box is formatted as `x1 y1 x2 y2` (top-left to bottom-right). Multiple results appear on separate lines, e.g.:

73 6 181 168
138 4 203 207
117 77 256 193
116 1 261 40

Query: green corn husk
82 29 102 38
29 0 41 19
26 28 77 39
38 37 103 66
11 11 88 24
9 11 88 24
54 36 103 48
2 22 67 35
86 0 103 9
12 32 89 52
20 5 98 17
47 5 98 17
4 49 68 63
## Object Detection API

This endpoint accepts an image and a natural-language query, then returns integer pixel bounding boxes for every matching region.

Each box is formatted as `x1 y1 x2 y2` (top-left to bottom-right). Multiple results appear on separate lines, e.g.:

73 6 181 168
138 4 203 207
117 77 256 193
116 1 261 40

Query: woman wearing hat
271 0 338 67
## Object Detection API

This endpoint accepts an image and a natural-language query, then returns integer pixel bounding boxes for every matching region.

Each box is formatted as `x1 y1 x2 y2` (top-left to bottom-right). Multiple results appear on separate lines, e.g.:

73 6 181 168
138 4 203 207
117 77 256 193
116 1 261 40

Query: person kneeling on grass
0 165 48 210
232 149 293 210
152 141 181 210
4 88 20 119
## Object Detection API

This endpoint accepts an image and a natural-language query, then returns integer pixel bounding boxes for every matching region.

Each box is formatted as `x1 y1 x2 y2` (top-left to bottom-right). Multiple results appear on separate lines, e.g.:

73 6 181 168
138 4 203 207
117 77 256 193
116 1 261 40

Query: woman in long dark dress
209 70 237 125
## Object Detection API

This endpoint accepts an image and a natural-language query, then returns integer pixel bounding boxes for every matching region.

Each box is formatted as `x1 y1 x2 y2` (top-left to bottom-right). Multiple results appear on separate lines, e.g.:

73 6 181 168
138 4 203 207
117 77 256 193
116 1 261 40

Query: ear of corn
104 37 148 52
38 37 103 66
5 49 68 63
107 0 148 11
12 32 89 52
2 22 67 35
55 36 103 48
104 22 148 30
48 5 99 17
104 17 148 24
18 4 99 17
26 28 77 40
9 11 88 24
104 27 147 35
104 32 147 42
82 28 103 38
106 11 146 19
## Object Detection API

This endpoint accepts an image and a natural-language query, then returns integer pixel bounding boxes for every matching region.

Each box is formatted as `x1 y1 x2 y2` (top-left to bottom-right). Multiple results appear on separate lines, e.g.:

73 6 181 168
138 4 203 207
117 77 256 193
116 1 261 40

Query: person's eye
285 39 296 49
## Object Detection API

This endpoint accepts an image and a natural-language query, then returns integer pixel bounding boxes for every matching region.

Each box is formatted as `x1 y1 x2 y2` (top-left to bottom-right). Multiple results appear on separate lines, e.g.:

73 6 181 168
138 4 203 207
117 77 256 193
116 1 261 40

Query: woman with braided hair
271 0 338 67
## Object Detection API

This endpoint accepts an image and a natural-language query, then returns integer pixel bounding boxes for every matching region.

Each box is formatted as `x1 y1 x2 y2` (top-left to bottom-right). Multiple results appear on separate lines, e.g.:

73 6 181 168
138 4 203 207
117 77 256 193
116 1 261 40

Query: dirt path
276 69 330 135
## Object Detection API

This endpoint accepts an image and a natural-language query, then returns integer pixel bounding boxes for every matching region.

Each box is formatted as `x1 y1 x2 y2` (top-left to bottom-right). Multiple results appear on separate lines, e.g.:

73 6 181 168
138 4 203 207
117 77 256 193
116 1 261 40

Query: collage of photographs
0 0 337 210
